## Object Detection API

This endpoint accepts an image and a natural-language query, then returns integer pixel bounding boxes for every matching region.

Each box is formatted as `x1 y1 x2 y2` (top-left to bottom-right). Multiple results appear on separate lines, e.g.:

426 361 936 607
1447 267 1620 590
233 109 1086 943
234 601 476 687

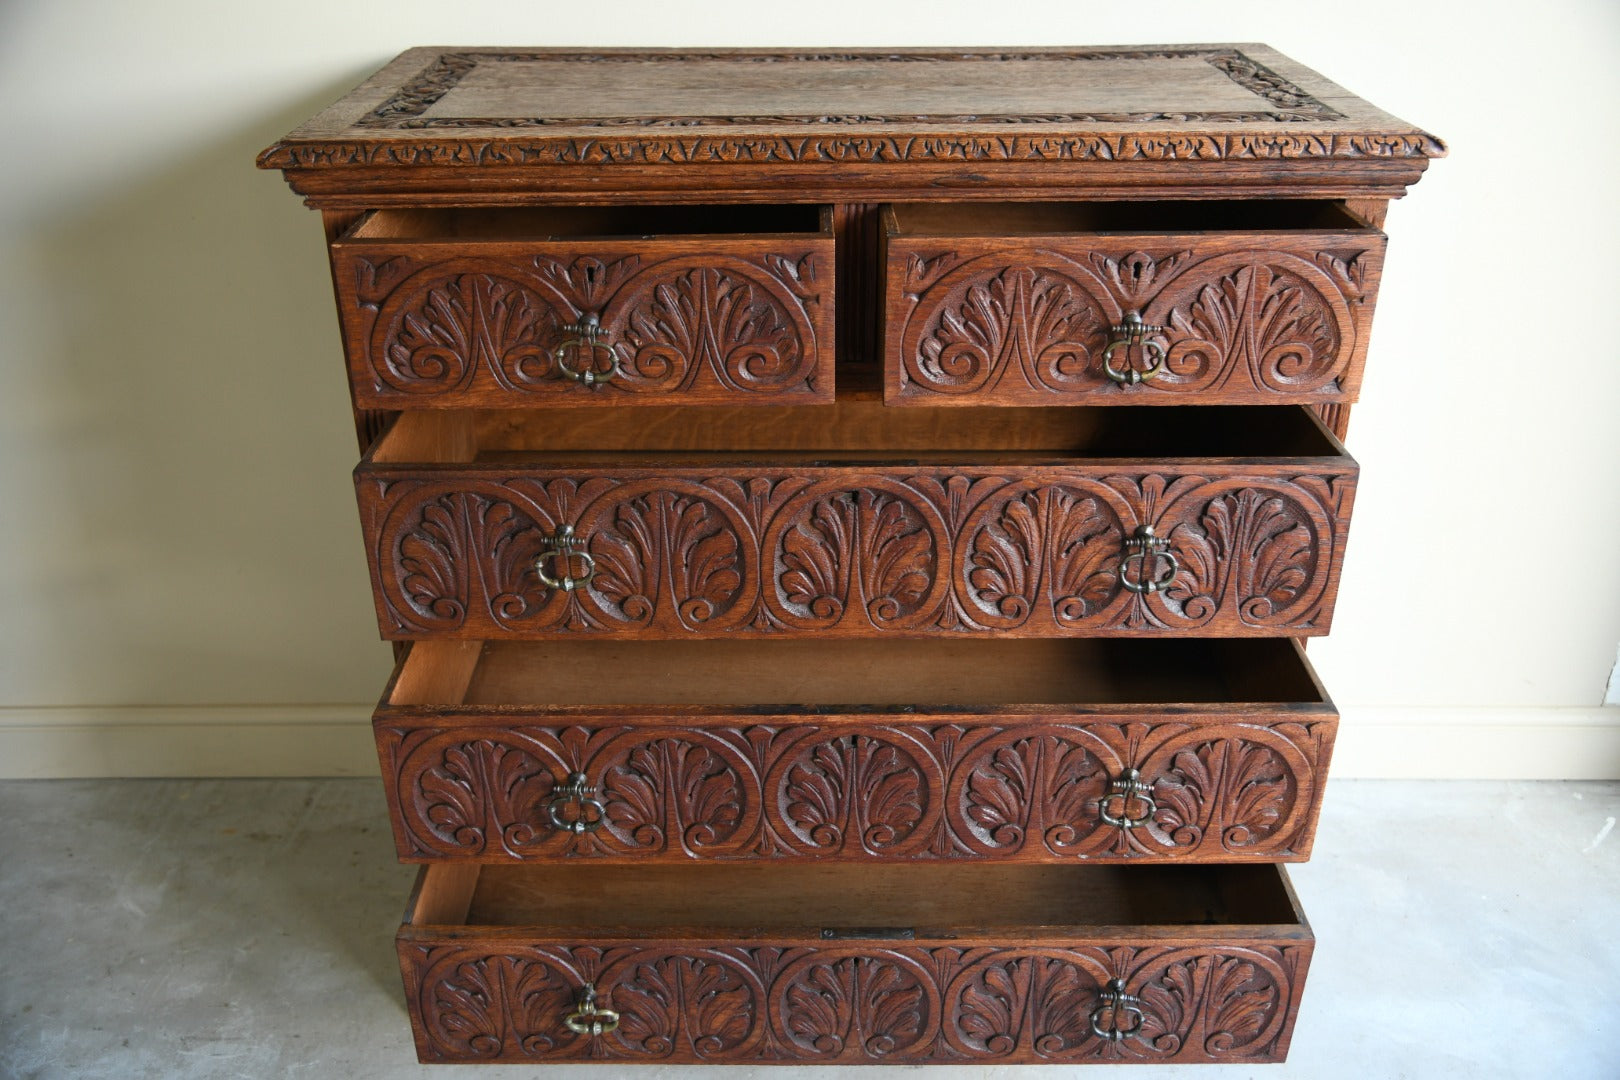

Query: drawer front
399 936 1310 1064
357 464 1356 639
885 232 1385 406
377 714 1335 863
331 234 834 408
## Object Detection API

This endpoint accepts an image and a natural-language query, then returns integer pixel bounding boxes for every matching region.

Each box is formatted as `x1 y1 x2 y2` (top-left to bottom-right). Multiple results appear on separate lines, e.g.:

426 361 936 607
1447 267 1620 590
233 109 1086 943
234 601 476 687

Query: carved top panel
259 46 1444 171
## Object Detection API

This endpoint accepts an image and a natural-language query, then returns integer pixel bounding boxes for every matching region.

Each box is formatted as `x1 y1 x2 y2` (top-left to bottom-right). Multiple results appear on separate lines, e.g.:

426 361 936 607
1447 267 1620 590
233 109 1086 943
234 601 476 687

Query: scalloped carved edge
262 130 1444 169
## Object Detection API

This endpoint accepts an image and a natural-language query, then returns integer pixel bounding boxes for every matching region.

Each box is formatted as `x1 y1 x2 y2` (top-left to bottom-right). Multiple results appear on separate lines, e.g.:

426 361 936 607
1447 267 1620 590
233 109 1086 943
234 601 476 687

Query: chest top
258 45 1442 203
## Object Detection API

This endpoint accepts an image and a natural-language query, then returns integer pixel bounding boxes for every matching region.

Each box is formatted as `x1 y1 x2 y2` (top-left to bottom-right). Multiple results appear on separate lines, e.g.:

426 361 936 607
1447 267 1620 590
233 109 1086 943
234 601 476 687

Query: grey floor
0 780 1615 1080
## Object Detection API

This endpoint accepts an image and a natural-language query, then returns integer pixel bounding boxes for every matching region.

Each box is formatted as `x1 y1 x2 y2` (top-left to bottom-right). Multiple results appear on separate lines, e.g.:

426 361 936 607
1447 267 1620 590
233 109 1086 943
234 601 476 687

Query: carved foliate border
357 467 1357 639
355 49 1342 130
401 940 1309 1064
259 50 1446 168
376 717 1334 862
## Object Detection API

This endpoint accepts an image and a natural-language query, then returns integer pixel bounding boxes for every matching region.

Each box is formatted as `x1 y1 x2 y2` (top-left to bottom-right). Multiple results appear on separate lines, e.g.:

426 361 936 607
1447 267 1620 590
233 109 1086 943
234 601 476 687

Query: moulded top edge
256 44 1445 172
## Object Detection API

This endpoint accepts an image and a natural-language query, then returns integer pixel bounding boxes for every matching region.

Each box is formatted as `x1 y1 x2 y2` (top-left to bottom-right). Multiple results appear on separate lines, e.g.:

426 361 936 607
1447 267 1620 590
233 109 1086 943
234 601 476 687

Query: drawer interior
348 203 830 241
406 862 1306 935
369 402 1348 464
887 199 1371 236
387 638 1327 709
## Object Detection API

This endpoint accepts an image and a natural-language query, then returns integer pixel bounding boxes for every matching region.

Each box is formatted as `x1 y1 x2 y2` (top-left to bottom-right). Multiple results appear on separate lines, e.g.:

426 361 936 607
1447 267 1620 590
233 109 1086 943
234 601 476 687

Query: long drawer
377 638 1336 864
356 403 1357 639
883 200 1385 406
330 205 835 408
398 862 1313 1064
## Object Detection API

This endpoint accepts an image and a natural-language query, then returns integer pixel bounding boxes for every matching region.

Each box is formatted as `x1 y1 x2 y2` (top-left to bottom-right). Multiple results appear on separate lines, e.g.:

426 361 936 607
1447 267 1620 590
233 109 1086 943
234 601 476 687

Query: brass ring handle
1117 524 1177 594
553 313 616 388
564 983 620 1036
1099 768 1157 829
1089 978 1145 1042
1102 310 1166 385
547 772 606 834
536 524 596 592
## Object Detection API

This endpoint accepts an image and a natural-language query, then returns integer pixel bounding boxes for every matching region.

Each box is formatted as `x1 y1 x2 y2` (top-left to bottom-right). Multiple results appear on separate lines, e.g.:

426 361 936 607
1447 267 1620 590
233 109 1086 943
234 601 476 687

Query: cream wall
2 0 1617 777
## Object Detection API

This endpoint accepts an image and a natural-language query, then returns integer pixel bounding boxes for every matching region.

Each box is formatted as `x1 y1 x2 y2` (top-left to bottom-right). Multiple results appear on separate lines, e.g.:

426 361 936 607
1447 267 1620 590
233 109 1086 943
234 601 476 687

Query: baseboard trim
0 704 1617 780
0 705 376 779
1331 705 1620 780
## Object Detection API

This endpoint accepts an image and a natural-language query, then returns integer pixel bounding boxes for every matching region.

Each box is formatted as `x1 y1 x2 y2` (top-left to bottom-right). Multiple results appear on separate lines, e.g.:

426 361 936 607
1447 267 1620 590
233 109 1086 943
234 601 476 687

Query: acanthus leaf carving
366 468 1345 638
778 954 930 1058
1165 487 1316 626
782 735 928 854
622 264 813 393
911 265 1106 395
409 942 1304 1063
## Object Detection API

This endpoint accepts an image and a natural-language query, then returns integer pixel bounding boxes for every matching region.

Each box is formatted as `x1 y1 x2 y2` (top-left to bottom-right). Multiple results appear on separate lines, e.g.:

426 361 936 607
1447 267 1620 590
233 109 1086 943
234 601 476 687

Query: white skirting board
0 704 1617 780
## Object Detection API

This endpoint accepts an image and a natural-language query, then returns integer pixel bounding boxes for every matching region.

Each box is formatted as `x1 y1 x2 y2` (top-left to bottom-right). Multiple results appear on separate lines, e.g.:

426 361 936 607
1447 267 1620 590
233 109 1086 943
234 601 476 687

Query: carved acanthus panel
336 243 830 406
891 238 1383 404
359 467 1355 639
403 941 1307 1064
377 718 1332 862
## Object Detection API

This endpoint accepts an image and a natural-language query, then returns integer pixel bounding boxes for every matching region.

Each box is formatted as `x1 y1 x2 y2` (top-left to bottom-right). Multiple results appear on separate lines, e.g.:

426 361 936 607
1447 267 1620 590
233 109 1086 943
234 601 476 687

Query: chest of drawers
260 45 1439 1065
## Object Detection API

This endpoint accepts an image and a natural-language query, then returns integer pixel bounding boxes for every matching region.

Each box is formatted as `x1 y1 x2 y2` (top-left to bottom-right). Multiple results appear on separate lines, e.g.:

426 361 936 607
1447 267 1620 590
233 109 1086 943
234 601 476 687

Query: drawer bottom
397 863 1312 1064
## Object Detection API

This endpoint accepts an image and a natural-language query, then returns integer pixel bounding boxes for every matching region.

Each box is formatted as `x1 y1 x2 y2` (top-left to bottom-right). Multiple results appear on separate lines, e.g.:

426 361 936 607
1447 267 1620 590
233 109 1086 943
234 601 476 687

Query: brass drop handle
564 983 619 1036
1102 310 1166 384
536 524 596 592
554 313 615 387
547 772 606 834
1089 978 1145 1042
1117 524 1177 594
1099 768 1157 829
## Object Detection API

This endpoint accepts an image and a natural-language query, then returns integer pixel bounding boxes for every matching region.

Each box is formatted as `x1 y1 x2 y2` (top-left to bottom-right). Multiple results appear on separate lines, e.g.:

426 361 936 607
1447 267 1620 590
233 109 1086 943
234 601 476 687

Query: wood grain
355 458 1356 640
331 206 834 408
258 44 1445 1069
373 638 1334 865
884 203 1385 405
396 862 1312 1063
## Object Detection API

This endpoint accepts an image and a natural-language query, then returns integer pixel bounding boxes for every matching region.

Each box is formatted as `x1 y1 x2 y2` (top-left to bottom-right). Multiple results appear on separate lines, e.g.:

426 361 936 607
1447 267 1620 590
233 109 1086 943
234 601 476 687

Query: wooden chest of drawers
261 45 1439 1066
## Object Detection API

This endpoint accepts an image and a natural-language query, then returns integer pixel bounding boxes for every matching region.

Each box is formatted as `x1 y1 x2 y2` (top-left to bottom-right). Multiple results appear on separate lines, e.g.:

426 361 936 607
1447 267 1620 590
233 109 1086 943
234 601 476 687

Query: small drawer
376 637 1336 864
397 861 1313 1064
330 205 835 408
883 201 1386 406
355 403 1356 639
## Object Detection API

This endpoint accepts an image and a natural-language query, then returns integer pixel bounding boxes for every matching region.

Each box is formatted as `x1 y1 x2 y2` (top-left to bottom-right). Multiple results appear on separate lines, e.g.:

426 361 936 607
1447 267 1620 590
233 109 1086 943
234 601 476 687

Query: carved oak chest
260 45 1441 1065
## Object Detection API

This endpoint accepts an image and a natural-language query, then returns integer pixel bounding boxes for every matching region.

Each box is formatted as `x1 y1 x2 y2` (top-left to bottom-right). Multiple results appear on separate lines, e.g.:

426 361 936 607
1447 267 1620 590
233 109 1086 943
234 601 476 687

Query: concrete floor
0 779 1615 1079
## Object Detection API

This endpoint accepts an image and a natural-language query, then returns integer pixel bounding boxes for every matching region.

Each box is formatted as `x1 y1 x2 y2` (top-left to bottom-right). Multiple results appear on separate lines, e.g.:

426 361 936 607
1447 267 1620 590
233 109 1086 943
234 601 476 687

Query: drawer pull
547 772 606 834
564 983 620 1036
1101 310 1166 385
554 313 616 388
535 525 596 592
1089 978 1145 1042
1099 768 1157 829
1117 524 1178 594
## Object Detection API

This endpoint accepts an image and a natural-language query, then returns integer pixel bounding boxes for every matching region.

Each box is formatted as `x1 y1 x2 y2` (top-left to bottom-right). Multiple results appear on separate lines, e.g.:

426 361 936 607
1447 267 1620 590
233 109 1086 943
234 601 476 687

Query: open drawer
375 637 1336 864
356 403 1357 639
882 200 1385 406
397 861 1313 1064
330 204 835 408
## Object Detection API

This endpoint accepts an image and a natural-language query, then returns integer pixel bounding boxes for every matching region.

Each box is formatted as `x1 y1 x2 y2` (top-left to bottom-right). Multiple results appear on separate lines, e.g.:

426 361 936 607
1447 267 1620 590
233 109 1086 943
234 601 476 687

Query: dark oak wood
374 638 1336 864
258 46 1442 207
356 406 1356 640
883 202 1385 405
257 45 1442 1068
330 205 834 408
396 861 1312 1064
